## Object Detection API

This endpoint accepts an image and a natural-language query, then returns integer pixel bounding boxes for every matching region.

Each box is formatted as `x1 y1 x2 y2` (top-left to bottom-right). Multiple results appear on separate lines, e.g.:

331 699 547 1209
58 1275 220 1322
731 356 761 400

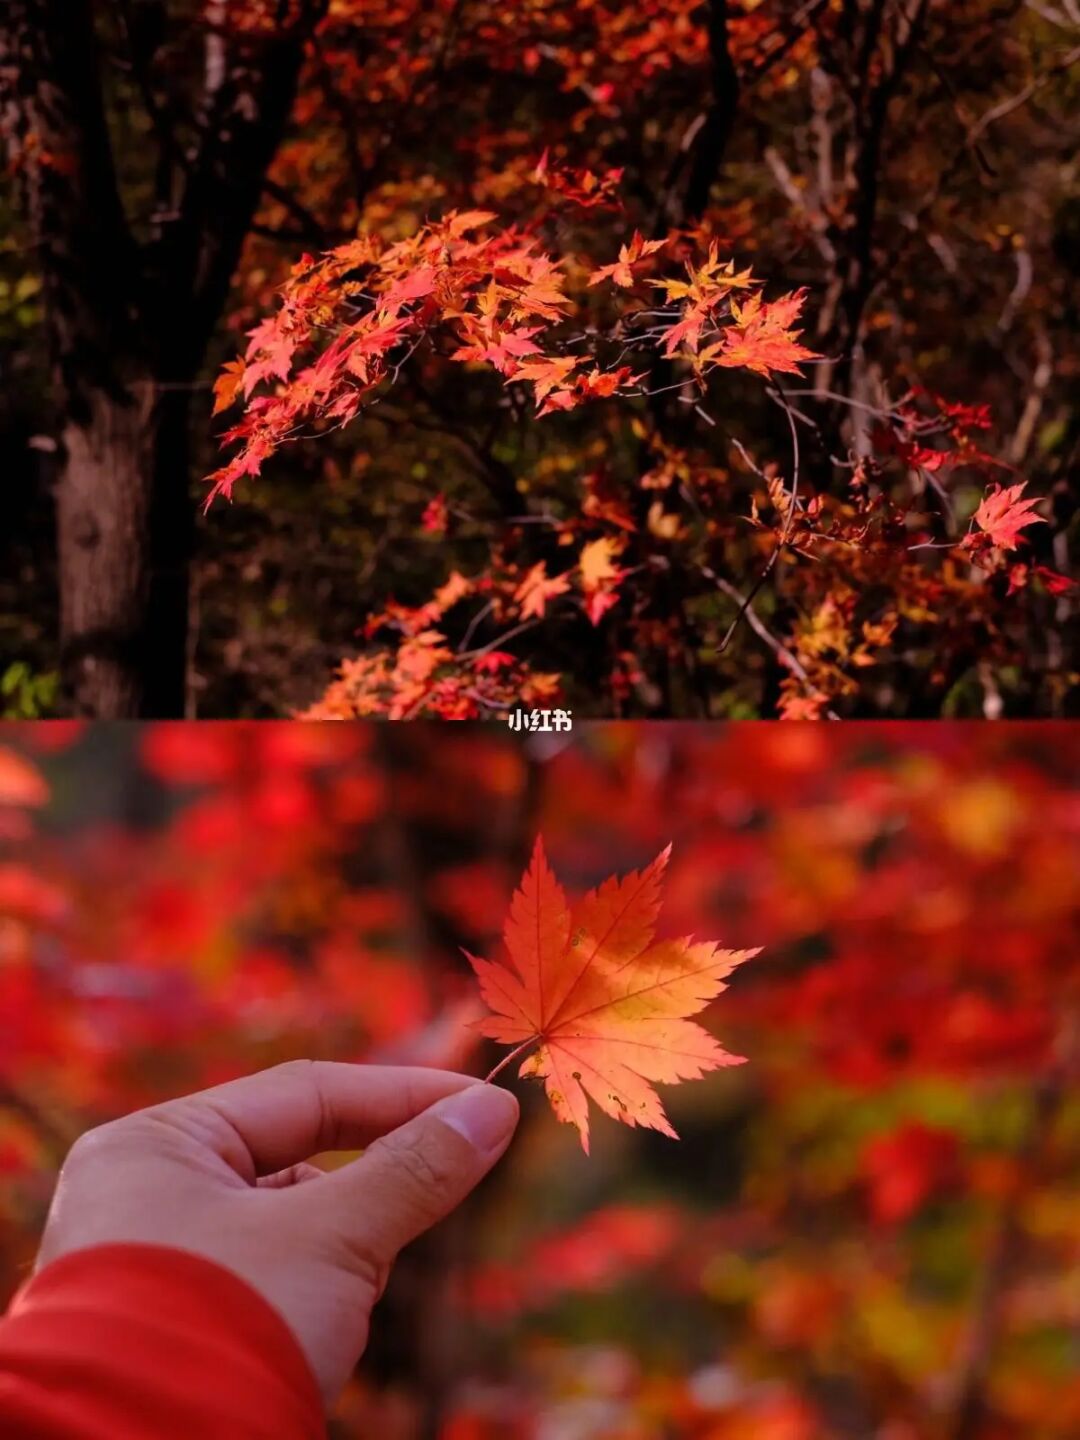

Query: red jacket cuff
0 1243 324 1439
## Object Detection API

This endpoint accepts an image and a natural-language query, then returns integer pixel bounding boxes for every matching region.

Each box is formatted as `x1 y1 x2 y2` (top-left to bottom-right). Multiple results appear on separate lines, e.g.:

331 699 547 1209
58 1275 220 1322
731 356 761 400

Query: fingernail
435 1084 519 1153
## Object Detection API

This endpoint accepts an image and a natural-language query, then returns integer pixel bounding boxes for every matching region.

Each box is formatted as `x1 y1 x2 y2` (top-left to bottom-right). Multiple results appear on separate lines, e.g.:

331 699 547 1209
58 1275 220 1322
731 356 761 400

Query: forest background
1 1 1078 719
1 721 1077 1439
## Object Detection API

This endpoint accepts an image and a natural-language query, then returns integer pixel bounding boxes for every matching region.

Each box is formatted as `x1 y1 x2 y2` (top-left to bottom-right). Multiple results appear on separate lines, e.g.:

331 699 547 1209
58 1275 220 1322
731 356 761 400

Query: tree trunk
56 377 193 718
3 0 327 717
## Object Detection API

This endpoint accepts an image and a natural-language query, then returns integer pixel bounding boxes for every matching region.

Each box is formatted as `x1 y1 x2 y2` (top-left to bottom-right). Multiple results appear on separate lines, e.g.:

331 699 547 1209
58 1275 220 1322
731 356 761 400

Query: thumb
320 1082 520 1267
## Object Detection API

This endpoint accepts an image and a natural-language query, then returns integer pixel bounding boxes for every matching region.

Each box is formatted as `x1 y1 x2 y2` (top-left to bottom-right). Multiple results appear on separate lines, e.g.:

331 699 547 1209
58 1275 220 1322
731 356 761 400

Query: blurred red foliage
1 721 1077 1439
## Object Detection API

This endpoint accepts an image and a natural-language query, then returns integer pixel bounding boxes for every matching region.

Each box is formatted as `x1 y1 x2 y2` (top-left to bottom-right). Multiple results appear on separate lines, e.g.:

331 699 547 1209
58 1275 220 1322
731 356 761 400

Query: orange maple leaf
588 231 666 288
578 537 625 626
512 354 579 408
702 289 819 378
211 357 246 416
515 562 572 619
965 481 1045 552
467 839 758 1152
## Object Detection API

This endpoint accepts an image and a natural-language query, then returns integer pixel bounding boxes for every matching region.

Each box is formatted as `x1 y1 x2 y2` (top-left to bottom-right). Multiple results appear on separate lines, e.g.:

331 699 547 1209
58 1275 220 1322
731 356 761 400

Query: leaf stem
484 1035 541 1084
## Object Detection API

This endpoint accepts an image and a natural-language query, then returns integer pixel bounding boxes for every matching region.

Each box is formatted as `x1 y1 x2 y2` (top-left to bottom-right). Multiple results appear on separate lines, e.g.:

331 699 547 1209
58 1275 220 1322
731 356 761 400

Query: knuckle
275 1058 318 1080
63 1118 126 1170
273 1058 334 1148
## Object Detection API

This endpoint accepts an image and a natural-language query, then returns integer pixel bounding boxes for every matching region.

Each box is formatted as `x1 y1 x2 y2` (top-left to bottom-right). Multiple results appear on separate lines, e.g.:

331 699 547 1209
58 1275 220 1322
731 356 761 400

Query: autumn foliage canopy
195 0 1078 720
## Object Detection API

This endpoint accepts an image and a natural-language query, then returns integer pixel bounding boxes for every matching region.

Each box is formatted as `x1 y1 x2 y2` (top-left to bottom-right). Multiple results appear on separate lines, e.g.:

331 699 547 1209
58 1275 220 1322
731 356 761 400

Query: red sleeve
0 1244 324 1439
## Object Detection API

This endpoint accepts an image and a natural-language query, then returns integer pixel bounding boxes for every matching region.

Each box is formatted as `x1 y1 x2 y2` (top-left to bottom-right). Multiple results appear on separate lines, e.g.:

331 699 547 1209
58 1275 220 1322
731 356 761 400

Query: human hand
35 1061 519 1406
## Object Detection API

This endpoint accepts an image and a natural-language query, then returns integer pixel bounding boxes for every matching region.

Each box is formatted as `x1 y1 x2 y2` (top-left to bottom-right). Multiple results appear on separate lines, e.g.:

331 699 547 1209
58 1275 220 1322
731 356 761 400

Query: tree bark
55 379 195 718
56 383 154 718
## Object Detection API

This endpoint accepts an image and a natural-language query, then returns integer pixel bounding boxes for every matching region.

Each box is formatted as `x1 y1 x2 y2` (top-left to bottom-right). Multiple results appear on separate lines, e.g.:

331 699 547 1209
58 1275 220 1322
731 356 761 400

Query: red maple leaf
702 289 819 378
965 481 1045 552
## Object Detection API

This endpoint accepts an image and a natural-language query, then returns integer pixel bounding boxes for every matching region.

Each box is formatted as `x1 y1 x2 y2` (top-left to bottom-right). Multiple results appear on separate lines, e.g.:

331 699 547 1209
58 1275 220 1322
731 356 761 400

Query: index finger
147 1061 483 1177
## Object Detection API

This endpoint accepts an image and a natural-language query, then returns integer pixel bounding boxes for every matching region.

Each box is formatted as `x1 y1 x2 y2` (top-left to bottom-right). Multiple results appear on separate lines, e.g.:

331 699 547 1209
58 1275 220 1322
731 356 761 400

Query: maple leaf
467 839 758 1153
966 481 1045 552
578 537 625 626
511 355 579 409
443 209 499 237
379 265 439 312
588 231 666 288
579 536 622 590
451 325 542 372
702 289 819 378
515 562 572 619
211 357 246 416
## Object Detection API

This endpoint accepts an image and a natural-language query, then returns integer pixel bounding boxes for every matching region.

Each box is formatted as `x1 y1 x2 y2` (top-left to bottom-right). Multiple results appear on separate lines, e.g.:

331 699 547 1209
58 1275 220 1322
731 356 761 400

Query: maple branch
712 573 839 719
484 1036 540 1085
716 381 802 657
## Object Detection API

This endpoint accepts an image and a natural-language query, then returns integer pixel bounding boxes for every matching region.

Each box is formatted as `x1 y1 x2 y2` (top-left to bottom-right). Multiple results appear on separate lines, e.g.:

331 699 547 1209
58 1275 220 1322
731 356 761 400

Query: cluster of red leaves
748 389 1069 719
213 195 1066 719
304 531 645 718
532 149 625 210
209 213 819 505
330 386 1060 723
306 631 561 722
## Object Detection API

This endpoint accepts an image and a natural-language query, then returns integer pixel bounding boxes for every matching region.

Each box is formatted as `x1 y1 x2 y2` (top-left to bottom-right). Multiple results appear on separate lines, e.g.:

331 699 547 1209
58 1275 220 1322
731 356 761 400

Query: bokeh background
1 722 1078 1439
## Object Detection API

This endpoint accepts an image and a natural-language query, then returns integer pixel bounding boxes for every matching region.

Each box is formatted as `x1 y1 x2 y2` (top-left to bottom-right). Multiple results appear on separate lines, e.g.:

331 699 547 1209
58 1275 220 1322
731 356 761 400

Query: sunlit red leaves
966 481 1045 553
588 231 666 288
307 631 561 720
532 148 625 209
654 247 755 356
468 838 757 1152
510 355 579 410
514 359 642 416
701 289 819 379
209 212 824 509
